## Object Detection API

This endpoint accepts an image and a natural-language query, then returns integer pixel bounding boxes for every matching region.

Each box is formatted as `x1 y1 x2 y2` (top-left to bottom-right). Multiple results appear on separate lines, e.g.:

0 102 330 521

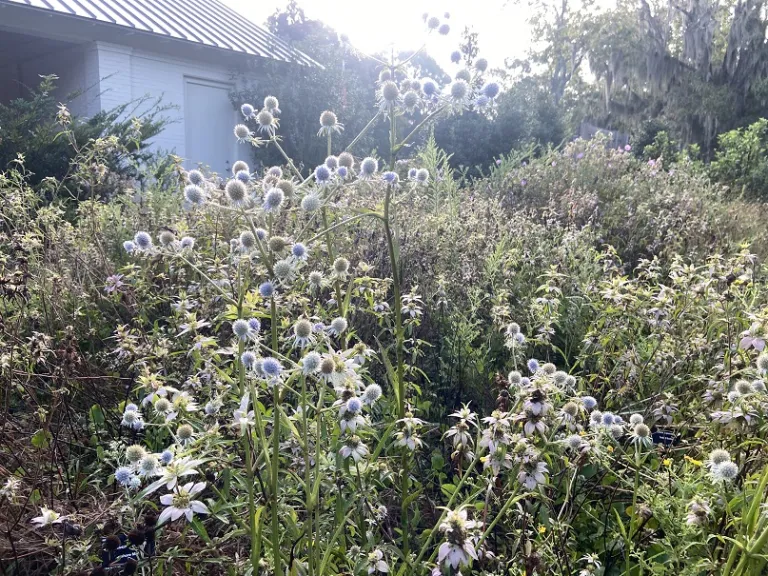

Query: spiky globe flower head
581 396 598 410
378 69 392 82
308 271 324 288
180 236 195 250
184 184 205 205
273 258 294 281
408 168 418 180
301 192 321 212
482 82 501 99
263 95 280 114
450 50 462 64
187 169 204 186
126 444 146 464
337 166 348 179
380 81 400 103
438 23 450 35
259 281 275 298
318 110 343 136
134 231 152 251
562 401 579 418
416 168 430 184
247 318 261 333
601 412 615 426
139 454 160 477
256 109 277 135
160 449 174 465
234 124 252 141
240 351 257 369
474 58 489 72
403 90 420 112
225 179 248 207
333 257 350 275
267 166 283 179
232 319 251 340
232 160 249 175
239 231 256 251
735 379 753 395
359 157 378 179
261 357 282 379
508 371 523 387
262 174 279 191
422 78 438 97
401 79 412 91
302 351 321 374
410 78 422 92
363 383 383 405
241 103 255 118
314 164 332 185
631 423 651 447
449 79 470 105
328 317 348 336
346 397 363 414
123 240 136 253
712 461 739 482
274 179 294 200
753 379 767 392
159 230 176 246
629 413 644 425
263 187 285 212
427 15 440 29
456 69 472 83
708 449 731 469
382 171 399 187
292 319 314 348
757 353 768 373
115 466 134 486
527 358 540 373
176 423 194 441
542 363 557 375
338 151 354 169
155 398 171 413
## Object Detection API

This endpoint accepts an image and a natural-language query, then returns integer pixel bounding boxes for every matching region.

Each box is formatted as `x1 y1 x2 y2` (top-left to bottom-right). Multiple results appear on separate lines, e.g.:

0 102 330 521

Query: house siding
94 41 248 159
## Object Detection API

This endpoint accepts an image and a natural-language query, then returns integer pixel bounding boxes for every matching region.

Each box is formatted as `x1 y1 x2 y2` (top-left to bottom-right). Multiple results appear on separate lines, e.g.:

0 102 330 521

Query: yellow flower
607 445 614 453
538 525 547 535
684 455 703 467
663 458 672 467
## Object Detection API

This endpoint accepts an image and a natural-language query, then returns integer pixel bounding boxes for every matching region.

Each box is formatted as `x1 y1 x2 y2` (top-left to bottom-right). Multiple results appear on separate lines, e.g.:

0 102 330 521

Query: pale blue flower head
263 188 284 212
325 155 339 170
582 396 598 410
255 228 267 241
267 166 283 178
346 397 363 414
226 179 248 206
450 50 462 63
416 168 430 183
248 318 261 332
301 193 321 212
422 79 438 96
475 94 490 108
123 240 136 253
235 170 251 184
382 171 399 187
159 450 174 465
483 82 500 99
134 231 152 250
314 164 332 185
180 236 195 250
259 281 275 298
187 169 204 186
438 23 450 35
292 243 308 260
408 168 418 180
241 351 257 369
115 466 134 487
262 357 282 379
337 166 348 179
363 383 383 405
241 103 255 118
232 319 251 340
527 358 539 373
601 412 615 426
302 351 321 374
360 157 378 179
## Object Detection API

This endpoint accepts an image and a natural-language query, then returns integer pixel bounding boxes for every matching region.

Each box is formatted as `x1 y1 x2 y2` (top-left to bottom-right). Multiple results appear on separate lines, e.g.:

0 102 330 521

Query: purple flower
576 152 584 159
624 144 632 152
105 274 125 294
520 179 527 186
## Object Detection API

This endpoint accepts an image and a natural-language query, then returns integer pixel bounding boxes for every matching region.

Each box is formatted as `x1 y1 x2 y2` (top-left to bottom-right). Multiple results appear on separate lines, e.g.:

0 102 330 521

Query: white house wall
94 41 247 161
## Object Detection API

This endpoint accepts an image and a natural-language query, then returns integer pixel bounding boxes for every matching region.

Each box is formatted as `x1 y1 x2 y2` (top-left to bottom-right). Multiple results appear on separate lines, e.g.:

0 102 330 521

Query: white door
184 78 237 176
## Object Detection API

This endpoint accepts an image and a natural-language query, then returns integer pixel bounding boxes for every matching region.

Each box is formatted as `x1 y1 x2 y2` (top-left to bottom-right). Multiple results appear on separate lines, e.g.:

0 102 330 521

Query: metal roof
1 0 317 66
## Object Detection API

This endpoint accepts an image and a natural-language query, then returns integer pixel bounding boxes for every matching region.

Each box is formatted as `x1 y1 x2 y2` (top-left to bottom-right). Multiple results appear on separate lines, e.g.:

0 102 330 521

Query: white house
0 0 315 175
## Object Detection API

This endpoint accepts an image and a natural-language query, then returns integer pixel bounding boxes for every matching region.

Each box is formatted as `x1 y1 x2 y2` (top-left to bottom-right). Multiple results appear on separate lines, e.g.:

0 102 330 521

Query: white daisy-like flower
31 507 63 528
366 549 389 574
232 393 255 436
158 481 209 524
339 435 369 462
144 456 203 494
517 461 548 490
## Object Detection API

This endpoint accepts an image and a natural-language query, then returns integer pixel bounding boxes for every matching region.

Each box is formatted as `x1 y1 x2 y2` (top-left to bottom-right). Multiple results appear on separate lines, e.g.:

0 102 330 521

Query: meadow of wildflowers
2 11 768 576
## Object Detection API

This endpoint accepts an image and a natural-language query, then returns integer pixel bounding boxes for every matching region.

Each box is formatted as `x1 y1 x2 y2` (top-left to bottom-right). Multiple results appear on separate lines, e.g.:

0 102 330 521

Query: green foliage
0 75 172 204
710 118 768 199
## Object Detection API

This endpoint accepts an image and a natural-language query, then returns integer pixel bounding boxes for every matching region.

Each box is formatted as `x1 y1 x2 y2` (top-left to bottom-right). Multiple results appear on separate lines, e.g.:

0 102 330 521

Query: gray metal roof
2 0 317 66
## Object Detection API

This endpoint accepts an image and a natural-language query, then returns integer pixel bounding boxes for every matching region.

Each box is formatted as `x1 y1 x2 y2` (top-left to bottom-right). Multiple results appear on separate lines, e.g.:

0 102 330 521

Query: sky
223 0 531 71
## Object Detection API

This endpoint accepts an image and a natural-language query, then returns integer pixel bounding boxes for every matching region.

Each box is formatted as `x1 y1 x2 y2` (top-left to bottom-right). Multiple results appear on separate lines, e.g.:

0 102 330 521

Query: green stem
321 208 345 315
394 106 448 153
301 374 314 576
270 296 281 574
344 112 381 153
